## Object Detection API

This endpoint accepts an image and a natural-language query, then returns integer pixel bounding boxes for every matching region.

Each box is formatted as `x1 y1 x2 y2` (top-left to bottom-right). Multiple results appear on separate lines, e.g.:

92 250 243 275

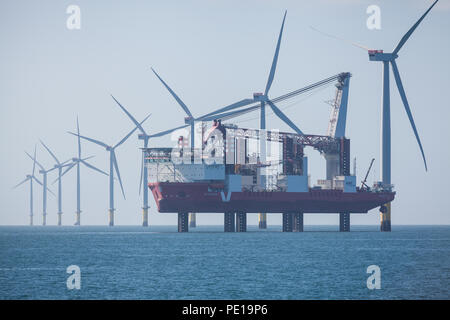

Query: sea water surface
0 225 449 300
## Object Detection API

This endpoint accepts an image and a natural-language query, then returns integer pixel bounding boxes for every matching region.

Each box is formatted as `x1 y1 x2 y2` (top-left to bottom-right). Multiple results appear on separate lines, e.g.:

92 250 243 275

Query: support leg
339 213 350 232
258 213 267 229
380 203 391 232
224 212 235 232
189 213 196 228
178 212 189 232
293 213 304 232
108 210 115 227
282 213 293 232
75 212 81 226
142 208 149 227
235 212 247 232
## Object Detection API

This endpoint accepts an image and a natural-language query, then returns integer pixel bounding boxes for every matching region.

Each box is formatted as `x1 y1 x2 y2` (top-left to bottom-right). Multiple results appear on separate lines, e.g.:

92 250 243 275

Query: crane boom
327 72 351 138
199 72 350 122
151 72 351 138
361 158 375 189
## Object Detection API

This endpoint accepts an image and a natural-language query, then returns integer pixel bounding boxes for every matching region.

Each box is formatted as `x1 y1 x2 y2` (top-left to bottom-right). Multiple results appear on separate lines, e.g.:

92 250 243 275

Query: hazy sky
1 0 449 226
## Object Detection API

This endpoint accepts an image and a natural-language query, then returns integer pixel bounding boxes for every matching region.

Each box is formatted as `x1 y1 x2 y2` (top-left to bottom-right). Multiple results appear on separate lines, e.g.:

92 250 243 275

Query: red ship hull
149 182 395 214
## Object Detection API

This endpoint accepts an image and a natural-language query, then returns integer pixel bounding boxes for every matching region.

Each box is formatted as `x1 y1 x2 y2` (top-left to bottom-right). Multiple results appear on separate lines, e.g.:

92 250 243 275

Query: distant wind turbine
68 114 151 226
111 95 152 227
61 117 108 225
12 146 42 226
40 140 73 226
25 151 56 226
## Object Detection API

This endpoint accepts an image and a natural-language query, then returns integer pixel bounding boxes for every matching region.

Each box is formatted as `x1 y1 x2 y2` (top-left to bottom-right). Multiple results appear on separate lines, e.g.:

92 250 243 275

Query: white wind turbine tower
69 114 151 226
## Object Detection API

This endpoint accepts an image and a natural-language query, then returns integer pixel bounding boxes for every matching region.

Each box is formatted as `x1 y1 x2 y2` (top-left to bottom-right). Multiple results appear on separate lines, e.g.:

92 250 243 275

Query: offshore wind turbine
111 95 152 227
212 11 302 229
13 146 43 226
255 10 289 229
69 114 150 226
62 118 108 225
365 1 437 231
25 151 56 226
313 0 438 231
40 140 73 226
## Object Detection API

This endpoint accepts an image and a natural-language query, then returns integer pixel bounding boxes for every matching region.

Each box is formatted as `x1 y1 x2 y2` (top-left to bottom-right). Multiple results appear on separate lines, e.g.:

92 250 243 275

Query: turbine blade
13 177 30 189
80 159 109 176
267 100 303 135
77 117 81 158
139 152 144 196
32 176 43 186
25 151 44 171
114 114 151 149
197 99 256 121
151 68 193 118
61 158 74 166
32 145 37 175
309 26 370 51
149 124 190 138
393 0 439 55
32 175 54 196
112 151 125 200
53 162 76 184
265 10 287 96
45 185 56 196
40 140 60 164
390 60 428 171
201 104 261 121
46 166 59 173
68 132 109 149
111 95 148 136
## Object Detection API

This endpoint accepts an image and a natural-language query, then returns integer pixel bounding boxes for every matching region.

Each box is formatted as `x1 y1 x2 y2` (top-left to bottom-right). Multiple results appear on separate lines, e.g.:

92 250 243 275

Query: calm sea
0 225 449 300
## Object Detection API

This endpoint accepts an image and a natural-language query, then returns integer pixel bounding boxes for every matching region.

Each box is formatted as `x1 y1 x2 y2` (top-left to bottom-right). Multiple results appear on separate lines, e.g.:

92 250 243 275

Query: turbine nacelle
253 93 267 101
368 51 398 62
184 116 194 124
138 133 148 140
